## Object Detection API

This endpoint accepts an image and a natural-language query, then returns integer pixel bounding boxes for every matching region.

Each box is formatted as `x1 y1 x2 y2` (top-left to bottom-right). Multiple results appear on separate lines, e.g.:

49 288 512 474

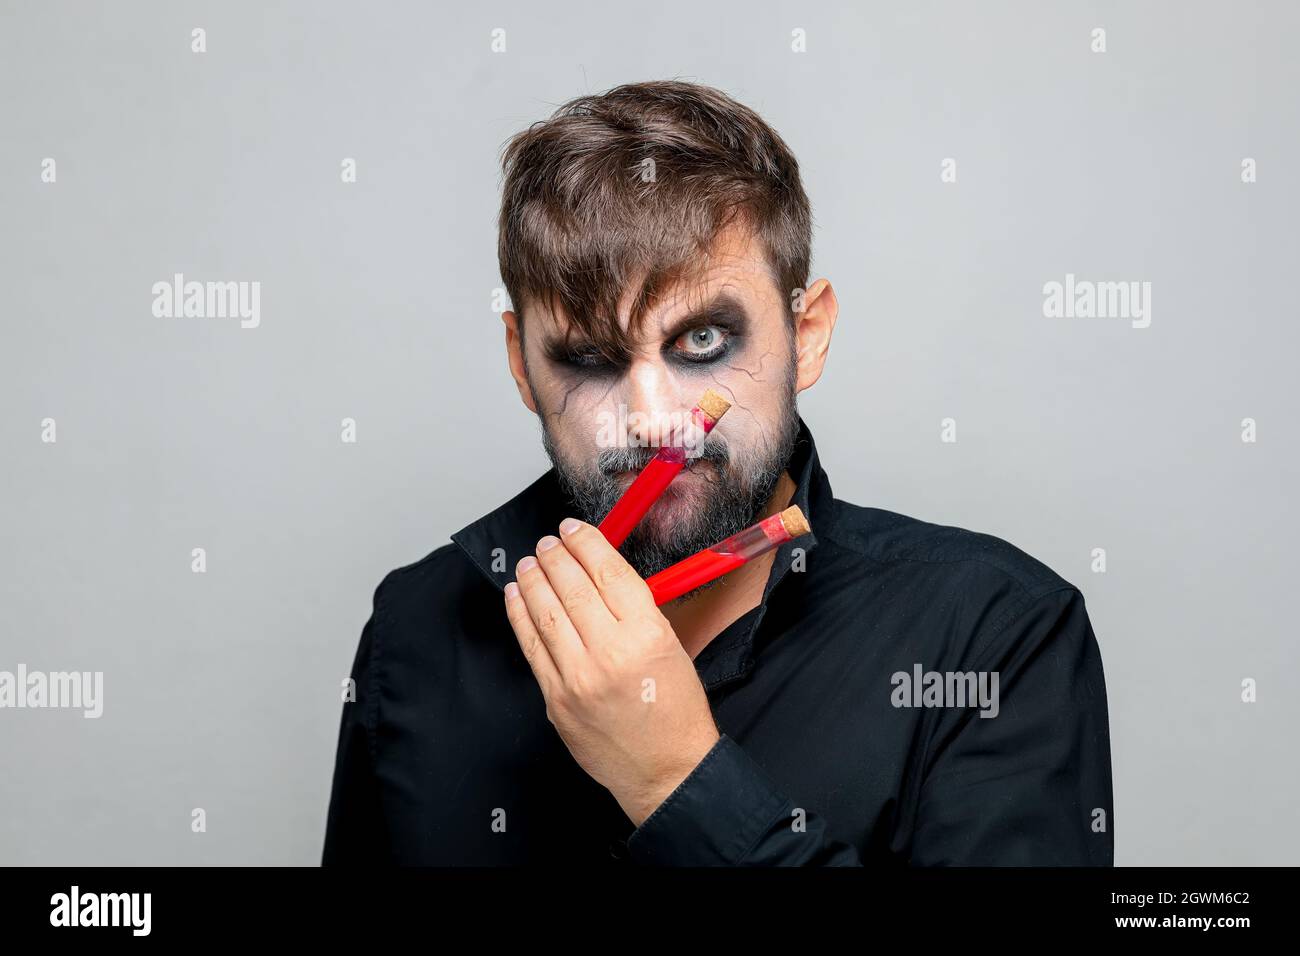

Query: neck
659 469 798 660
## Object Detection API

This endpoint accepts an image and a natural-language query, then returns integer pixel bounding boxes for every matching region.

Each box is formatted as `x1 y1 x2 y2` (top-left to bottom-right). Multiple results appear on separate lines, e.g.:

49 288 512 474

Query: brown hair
497 80 812 362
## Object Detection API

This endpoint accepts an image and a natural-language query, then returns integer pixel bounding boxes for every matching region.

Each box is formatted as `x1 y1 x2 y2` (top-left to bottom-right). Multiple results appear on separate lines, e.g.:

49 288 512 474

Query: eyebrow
540 292 752 359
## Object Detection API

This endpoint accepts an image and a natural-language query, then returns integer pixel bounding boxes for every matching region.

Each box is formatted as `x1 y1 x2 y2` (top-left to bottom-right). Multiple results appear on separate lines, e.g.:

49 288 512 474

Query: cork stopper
695 388 731 425
779 505 810 538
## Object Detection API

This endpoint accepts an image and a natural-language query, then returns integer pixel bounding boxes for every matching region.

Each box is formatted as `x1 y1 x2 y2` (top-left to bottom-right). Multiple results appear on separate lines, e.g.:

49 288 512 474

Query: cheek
532 367 599 417
537 396 608 466
714 388 786 467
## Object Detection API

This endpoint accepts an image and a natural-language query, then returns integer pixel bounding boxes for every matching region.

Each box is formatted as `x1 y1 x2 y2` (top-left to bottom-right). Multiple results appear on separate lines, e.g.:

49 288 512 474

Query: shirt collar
451 415 832 686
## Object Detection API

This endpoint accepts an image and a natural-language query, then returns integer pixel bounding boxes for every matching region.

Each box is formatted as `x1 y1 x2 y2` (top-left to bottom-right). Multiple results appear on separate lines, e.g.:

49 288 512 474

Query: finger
503 580 561 693
533 535 617 637
557 517 655 620
514 554 586 675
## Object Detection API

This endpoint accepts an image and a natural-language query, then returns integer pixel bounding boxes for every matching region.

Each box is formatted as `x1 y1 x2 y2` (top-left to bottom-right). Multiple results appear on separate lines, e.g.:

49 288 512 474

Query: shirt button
609 839 629 861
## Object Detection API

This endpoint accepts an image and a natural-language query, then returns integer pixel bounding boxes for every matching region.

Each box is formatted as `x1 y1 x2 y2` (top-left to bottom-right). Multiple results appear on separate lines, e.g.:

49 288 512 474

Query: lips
615 460 709 479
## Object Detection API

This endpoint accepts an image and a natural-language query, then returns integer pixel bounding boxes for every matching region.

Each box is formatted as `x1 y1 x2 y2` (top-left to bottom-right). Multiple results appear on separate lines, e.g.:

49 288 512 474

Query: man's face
514 222 802 581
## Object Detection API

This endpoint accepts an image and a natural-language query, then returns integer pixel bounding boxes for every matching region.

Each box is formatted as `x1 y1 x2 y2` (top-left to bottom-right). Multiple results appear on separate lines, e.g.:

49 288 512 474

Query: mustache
596 434 731 475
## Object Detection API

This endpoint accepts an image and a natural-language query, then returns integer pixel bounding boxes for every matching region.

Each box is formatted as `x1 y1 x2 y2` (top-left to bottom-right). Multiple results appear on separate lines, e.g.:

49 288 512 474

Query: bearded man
322 80 1114 867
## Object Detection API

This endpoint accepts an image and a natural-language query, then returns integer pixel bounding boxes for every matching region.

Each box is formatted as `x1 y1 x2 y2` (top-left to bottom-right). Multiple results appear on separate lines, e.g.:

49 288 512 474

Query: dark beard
539 385 801 590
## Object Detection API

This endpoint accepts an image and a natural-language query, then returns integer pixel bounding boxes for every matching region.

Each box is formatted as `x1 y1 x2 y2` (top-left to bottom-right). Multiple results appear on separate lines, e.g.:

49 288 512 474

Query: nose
620 357 686 449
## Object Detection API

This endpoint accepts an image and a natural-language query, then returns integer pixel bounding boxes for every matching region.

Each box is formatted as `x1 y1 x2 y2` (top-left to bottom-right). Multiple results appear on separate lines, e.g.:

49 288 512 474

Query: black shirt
322 416 1114 866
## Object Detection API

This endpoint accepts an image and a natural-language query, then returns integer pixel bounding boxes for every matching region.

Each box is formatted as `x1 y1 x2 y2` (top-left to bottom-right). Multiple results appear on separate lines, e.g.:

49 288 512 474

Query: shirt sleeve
624 733 864 865
908 586 1114 865
321 580 391 865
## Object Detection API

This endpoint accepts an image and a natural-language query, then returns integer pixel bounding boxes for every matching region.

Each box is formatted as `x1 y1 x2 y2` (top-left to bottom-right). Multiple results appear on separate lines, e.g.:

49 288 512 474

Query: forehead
527 219 785 343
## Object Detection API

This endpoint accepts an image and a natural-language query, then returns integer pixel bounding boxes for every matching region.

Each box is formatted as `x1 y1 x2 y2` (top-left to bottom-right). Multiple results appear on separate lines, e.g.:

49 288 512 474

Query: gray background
1 0 1296 865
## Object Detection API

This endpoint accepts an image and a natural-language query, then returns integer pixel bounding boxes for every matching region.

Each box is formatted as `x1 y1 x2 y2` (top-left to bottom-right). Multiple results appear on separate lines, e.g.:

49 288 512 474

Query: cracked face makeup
522 221 803 580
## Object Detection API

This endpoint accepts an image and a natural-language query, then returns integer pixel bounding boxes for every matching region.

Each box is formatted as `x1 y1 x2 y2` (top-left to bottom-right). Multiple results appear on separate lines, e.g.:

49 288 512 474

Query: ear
792 278 838 393
502 309 538 414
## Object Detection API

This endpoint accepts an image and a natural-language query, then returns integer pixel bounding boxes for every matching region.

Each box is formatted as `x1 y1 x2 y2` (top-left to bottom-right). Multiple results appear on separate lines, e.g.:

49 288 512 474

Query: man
322 80 1114 866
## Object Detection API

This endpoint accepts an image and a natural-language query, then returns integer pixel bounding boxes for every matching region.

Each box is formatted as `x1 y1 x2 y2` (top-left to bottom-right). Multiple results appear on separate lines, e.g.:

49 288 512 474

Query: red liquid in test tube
645 506 810 605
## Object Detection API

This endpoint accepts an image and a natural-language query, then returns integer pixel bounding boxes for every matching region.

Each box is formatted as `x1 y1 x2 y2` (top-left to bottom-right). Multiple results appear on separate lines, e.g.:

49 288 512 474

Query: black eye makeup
540 294 750 376
547 343 619 371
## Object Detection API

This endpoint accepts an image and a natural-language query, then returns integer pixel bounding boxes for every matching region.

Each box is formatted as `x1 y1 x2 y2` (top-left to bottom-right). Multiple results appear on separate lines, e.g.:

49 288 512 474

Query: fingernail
559 517 582 535
536 535 560 552
504 582 520 599
517 556 538 573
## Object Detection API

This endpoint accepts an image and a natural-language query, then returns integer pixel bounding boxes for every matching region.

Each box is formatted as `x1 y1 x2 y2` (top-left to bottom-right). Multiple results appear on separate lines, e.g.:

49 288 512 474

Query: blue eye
674 325 728 362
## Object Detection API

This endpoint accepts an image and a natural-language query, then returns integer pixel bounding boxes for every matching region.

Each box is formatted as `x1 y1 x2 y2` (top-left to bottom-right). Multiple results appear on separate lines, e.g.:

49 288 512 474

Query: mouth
610 459 715 484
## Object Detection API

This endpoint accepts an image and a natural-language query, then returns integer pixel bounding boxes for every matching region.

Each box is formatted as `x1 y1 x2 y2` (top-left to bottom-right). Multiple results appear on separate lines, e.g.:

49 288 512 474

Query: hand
503 516 721 827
